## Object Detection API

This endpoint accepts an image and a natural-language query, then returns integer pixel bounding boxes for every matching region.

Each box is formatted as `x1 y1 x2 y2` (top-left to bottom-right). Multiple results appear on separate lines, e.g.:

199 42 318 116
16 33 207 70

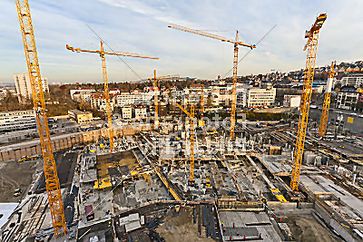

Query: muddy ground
0 160 37 202
156 207 216 242
286 214 340 242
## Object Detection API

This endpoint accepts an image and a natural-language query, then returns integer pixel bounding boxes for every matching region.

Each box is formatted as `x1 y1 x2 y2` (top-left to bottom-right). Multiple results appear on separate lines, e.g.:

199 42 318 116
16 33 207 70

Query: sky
1 0 363 83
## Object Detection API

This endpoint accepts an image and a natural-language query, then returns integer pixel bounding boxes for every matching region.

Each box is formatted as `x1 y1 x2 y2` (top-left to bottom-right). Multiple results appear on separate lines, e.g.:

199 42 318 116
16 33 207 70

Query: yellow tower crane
16 0 66 235
153 70 159 129
290 13 327 192
175 103 196 184
318 61 335 137
199 84 205 127
66 42 158 152
150 70 179 130
168 24 255 140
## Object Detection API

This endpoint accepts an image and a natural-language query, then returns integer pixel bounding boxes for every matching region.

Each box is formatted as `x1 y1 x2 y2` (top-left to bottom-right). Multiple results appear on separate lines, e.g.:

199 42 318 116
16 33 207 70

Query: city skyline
1 0 363 83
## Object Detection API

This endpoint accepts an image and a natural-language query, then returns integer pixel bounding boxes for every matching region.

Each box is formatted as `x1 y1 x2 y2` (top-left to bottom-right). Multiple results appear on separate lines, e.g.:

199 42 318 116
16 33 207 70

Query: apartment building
90 93 116 111
70 89 96 102
13 73 49 103
134 106 148 120
115 91 153 107
0 110 36 133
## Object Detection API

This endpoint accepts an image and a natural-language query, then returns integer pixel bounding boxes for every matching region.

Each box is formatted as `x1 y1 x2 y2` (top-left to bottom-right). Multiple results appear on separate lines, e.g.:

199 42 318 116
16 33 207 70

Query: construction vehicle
168 24 255 141
290 13 327 192
270 188 288 203
175 102 196 184
318 61 335 137
66 42 158 152
16 0 67 235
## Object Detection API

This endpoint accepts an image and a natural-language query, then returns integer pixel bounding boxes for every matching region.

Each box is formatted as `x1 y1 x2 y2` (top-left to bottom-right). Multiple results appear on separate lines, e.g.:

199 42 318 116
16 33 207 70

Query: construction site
0 1 363 242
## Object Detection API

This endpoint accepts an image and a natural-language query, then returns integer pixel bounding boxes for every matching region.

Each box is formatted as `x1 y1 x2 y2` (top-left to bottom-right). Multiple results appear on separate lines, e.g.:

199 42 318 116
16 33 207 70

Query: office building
247 86 276 108
68 109 93 124
0 110 36 133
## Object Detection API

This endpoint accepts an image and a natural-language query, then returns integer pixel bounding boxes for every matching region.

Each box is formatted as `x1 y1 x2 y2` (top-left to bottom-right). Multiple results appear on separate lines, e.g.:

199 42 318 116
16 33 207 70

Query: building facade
247 87 276 108
340 74 363 88
121 106 133 119
0 110 36 133
68 109 93 124
90 93 116 111
336 86 359 110
115 92 153 107
283 95 301 108
70 89 96 102
134 106 148 120
13 73 49 103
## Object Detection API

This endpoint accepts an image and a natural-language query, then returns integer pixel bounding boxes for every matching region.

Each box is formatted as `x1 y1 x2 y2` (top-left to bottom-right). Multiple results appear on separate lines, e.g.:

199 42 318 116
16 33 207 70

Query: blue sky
1 0 363 83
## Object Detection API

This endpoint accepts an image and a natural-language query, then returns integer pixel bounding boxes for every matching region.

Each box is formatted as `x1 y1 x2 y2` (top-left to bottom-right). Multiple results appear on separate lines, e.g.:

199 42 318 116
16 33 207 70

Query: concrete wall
0 125 152 162
315 201 358 242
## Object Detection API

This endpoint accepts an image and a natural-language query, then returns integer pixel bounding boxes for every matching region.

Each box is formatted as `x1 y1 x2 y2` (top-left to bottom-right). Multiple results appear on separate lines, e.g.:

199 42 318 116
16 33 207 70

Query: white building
340 74 363 87
90 93 116 111
70 89 96 102
134 106 147 120
283 95 301 108
116 92 153 107
209 86 232 107
0 110 36 133
336 86 359 110
247 86 276 108
13 73 49 103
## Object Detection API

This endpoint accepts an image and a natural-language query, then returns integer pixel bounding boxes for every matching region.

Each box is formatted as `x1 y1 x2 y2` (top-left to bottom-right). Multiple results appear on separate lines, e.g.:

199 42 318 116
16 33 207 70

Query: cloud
0 0 363 83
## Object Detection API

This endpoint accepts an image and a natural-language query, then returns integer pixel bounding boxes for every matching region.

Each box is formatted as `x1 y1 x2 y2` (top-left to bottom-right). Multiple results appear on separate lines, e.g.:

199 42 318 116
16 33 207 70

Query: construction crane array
175 102 196 184
318 61 336 138
290 13 327 192
66 42 158 152
16 0 67 235
168 24 255 141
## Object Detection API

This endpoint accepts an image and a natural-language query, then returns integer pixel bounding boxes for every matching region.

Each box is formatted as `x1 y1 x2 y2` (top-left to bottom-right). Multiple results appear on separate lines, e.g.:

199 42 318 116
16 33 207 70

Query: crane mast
16 0 66 235
199 85 205 127
150 71 179 130
100 41 114 151
176 103 195 184
168 24 255 141
230 31 239 140
66 43 158 152
153 70 159 129
318 61 335 137
290 13 327 191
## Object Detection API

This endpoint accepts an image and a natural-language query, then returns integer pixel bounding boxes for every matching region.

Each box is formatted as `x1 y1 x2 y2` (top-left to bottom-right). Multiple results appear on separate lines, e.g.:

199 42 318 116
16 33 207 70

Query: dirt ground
0 160 37 202
156 208 216 242
286 214 340 242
